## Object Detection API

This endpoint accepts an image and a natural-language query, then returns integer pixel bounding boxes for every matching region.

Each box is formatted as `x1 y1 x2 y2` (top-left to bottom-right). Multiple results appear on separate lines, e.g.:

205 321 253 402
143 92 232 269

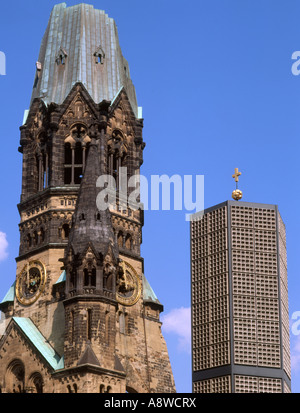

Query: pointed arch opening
107 129 127 190
64 124 90 185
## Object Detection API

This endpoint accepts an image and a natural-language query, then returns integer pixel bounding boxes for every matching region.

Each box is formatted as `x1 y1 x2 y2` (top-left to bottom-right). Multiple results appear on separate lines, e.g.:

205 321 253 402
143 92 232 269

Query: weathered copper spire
30 3 139 117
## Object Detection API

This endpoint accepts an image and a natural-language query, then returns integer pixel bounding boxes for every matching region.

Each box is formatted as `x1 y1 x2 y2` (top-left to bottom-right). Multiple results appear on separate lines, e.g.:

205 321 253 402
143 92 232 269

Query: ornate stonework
0 4 175 394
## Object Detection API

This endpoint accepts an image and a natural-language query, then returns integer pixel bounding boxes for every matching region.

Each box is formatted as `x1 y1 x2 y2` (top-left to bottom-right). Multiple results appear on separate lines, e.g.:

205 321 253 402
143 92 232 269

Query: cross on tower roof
232 167 242 183
231 167 243 201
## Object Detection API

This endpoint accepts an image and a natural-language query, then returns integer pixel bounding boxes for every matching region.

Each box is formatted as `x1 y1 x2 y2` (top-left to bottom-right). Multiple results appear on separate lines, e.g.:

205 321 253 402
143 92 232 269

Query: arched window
62 224 70 240
70 271 76 290
33 231 38 247
27 234 32 248
64 124 90 185
117 231 123 248
36 147 49 191
91 268 96 287
6 360 25 393
87 309 92 340
64 143 72 184
83 268 96 287
125 234 132 250
107 130 127 190
29 372 44 393
40 227 45 243
94 46 105 65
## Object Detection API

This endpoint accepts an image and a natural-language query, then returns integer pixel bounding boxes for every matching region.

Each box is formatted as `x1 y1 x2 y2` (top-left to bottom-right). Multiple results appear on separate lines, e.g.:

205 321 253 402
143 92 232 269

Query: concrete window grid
192 275 228 308
257 343 281 367
233 295 256 319
210 295 229 322
234 375 258 393
257 320 280 344
209 251 228 277
193 342 230 371
192 318 229 348
254 208 276 231
282 324 290 350
192 319 230 369
279 258 288 288
210 318 230 343
279 237 287 268
256 274 278 298
283 349 291 378
255 252 277 275
256 297 279 321
193 346 210 371
209 273 228 299
232 272 255 296
280 282 289 309
192 323 210 347
191 257 210 282
193 376 231 393
231 206 254 228
232 250 255 273
234 341 257 365
209 229 227 255
210 342 230 368
232 227 254 250
233 318 257 342
254 230 277 252
192 301 210 325
235 375 282 393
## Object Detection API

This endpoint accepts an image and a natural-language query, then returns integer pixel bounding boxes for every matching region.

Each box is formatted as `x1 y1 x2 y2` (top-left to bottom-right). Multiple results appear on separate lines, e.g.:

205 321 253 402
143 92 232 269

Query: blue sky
0 0 300 393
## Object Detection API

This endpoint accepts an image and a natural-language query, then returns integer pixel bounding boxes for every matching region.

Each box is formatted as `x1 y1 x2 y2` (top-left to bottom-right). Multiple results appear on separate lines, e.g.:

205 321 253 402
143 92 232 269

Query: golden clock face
16 260 47 306
116 261 141 306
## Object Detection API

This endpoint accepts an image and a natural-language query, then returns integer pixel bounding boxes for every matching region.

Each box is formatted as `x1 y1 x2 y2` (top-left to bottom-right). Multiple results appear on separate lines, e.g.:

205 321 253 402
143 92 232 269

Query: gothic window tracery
64 124 91 185
36 138 49 192
107 129 127 189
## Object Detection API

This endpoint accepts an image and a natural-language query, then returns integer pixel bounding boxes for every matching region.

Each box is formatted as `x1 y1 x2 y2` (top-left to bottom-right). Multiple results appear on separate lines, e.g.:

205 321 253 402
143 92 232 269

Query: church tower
0 3 175 393
190 172 291 393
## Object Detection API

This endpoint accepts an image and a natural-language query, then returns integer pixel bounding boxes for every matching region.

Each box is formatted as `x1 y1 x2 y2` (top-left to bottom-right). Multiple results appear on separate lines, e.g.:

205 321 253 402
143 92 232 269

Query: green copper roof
55 270 66 284
0 281 15 304
30 2 139 117
142 274 161 304
12 317 63 371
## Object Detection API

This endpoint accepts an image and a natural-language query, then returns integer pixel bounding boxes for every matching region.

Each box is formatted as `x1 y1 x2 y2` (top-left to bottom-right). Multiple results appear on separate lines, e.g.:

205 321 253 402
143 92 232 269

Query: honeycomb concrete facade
191 201 291 393
0 4 175 393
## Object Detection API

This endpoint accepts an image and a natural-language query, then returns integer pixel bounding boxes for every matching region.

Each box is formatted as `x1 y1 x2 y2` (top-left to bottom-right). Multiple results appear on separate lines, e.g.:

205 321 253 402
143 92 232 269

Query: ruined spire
65 124 117 260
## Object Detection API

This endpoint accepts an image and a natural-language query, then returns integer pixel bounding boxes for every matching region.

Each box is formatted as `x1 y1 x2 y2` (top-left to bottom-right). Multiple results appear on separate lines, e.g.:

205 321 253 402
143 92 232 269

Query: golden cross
232 168 241 183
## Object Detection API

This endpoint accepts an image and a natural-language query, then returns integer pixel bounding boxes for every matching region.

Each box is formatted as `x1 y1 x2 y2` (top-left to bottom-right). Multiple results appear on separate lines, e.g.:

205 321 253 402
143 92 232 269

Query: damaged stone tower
0 3 175 393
